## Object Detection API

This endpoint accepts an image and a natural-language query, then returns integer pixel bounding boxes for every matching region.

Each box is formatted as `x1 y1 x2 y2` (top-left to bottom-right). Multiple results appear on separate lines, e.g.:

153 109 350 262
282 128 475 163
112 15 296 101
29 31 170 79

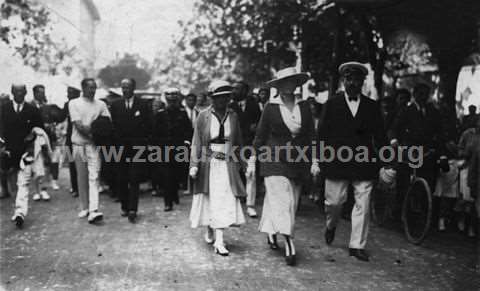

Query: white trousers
325 179 373 249
246 173 256 207
14 166 45 217
73 145 101 212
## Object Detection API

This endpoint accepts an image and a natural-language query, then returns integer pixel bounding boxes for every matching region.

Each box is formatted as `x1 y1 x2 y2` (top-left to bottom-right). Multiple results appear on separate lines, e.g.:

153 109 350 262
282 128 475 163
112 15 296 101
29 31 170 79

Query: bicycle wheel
401 177 432 245
371 185 392 227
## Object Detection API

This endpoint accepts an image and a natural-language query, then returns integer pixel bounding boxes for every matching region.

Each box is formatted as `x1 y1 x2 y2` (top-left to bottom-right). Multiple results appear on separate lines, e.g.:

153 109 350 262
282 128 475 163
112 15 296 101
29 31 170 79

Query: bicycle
371 150 434 245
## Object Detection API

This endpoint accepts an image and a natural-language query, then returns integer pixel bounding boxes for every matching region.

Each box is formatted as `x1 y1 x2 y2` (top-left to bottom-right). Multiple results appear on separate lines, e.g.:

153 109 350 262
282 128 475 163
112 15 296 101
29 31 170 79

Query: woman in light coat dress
189 80 246 256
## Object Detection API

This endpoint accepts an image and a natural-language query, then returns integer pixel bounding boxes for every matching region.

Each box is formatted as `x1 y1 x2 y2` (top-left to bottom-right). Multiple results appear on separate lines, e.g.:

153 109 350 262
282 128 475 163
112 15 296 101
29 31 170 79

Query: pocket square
135 110 140 116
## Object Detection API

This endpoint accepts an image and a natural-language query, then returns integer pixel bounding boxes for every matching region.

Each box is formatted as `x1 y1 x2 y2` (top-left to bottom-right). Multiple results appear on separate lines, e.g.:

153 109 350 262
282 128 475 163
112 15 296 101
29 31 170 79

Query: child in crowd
11 127 52 228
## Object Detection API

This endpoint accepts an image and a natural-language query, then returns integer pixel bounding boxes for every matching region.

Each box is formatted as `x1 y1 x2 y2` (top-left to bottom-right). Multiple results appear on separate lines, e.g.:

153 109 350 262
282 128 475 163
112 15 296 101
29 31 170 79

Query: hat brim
266 73 309 88
210 91 232 98
339 63 368 76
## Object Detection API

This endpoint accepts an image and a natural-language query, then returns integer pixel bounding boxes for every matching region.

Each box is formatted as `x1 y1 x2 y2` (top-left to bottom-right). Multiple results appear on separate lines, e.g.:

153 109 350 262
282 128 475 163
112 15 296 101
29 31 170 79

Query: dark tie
212 112 227 143
348 95 358 102
16 103 21 113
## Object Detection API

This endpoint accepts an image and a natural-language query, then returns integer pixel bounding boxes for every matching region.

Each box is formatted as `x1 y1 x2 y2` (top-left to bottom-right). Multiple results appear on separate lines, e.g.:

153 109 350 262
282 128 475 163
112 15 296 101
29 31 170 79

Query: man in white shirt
69 78 111 224
184 93 199 127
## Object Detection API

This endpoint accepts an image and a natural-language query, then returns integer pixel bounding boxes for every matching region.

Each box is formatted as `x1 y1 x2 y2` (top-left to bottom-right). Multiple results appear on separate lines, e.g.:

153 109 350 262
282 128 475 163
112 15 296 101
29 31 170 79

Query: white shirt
238 99 247 112
185 106 197 125
210 111 231 140
345 92 360 117
69 96 111 145
14 101 25 113
125 97 134 110
270 97 302 137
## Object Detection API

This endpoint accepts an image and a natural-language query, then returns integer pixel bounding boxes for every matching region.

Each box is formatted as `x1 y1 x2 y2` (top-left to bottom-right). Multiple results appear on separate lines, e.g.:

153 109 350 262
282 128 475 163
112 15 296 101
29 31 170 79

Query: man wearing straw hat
318 62 387 262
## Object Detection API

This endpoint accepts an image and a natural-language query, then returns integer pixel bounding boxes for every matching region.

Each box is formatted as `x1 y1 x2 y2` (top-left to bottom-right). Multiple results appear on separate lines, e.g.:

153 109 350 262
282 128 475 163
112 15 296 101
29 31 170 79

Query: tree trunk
329 6 345 98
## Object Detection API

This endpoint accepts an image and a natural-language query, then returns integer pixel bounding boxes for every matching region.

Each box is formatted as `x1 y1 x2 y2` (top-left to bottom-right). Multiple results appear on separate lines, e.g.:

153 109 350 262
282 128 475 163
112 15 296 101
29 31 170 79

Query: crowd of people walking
1 61 479 266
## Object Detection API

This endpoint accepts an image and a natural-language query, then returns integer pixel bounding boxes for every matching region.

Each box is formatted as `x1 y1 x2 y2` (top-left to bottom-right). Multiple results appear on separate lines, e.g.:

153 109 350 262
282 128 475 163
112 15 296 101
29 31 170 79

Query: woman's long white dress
189 113 245 229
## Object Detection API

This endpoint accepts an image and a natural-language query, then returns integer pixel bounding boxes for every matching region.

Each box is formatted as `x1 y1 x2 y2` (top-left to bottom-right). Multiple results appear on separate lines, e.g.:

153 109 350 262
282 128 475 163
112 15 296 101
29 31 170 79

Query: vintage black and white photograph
0 0 479 290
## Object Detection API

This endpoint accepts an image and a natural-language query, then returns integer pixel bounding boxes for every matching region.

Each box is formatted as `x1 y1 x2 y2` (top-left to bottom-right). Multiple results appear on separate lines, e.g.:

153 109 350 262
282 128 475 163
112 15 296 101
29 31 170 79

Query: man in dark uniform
229 81 261 217
0 84 44 197
152 88 193 211
110 78 152 222
64 86 81 197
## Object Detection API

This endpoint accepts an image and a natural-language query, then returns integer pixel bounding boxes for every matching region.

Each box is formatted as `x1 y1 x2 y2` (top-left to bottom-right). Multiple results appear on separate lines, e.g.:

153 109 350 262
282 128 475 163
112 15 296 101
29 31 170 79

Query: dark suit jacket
229 96 261 145
1 101 44 169
110 97 152 146
253 99 315 181
318 93 387 180
63 100 75 146
389 102 445 153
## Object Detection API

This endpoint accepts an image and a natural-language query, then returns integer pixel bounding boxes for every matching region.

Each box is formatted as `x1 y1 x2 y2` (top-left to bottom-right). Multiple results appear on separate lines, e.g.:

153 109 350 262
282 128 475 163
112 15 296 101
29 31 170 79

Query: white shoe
214 243 229 256
88 211 103 224
51 180 60 190
40 190 50 201
78 210 89 218
247 207 258 218
438 218 446 231
33 193 41 201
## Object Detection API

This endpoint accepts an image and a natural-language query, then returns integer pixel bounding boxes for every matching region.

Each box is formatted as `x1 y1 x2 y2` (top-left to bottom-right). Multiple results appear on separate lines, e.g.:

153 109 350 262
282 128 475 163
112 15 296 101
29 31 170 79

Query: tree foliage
97 54 152 89
0 0 75 75
160 0 380 93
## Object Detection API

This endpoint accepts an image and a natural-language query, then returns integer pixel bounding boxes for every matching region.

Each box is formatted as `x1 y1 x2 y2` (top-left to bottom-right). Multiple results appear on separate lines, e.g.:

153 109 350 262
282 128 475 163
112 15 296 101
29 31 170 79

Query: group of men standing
0 77 267 226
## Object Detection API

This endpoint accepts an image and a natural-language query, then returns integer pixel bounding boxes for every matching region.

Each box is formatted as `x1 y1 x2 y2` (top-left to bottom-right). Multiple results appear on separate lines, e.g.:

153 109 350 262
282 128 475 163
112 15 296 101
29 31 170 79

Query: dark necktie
212 111 228 143
348 95 358 102
16 103 21 113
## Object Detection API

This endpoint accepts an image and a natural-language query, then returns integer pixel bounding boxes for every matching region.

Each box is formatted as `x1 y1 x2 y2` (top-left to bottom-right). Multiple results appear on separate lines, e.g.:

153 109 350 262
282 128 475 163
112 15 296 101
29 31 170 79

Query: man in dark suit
230 81 261 217
110 78 152 222
0 84 44 197
152 88 192 211
64 86 81 197
318 62 387 261
389 83 446 191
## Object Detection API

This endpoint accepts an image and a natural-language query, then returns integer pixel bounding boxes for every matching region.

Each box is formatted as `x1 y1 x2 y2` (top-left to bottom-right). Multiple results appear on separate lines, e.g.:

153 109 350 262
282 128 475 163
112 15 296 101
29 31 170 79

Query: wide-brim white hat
208 80 233 98
266 67 309 88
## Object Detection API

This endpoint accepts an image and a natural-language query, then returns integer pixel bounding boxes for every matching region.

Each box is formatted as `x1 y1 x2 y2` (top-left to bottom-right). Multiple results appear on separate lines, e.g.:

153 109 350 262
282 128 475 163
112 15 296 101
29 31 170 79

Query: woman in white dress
189 80 247 256
247 67 320 266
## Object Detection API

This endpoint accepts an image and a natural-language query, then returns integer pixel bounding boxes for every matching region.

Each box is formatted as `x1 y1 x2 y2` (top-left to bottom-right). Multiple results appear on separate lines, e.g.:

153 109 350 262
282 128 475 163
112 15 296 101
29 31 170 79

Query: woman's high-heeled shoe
284 236 296 266
214 243 229 256
267 234 279 250
204 227 214 244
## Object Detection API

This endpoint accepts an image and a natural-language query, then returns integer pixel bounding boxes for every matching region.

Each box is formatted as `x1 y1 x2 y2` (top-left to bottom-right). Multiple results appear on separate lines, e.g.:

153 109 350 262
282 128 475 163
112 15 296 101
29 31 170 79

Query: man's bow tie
348 96 358 102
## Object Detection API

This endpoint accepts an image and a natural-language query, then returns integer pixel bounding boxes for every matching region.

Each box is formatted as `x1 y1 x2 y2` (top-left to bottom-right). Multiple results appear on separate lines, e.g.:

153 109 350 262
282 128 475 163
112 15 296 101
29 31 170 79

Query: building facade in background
0 0 101 104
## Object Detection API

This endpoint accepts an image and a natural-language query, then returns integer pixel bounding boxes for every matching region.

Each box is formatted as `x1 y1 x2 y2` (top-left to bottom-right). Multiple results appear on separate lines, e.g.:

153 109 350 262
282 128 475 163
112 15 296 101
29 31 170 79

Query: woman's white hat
208 80 233 97
266 67 309 88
